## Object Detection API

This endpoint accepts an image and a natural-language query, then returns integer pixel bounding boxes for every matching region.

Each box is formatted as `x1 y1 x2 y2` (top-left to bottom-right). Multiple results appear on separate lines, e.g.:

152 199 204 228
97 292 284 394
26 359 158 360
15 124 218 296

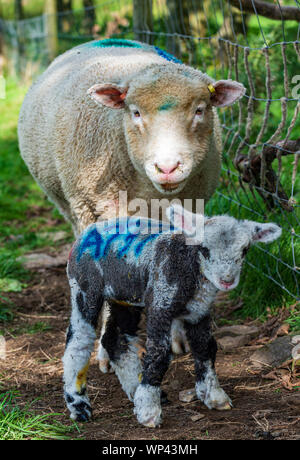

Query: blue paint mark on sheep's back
81 39 182 65
77 218 175 262
154 47 182 64
84 38 143 49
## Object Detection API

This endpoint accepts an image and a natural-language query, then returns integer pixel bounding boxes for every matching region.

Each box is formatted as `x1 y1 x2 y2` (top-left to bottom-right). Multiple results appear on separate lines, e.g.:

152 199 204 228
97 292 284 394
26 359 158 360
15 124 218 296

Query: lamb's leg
184 315 232 410
63 278 103 422
98 311 189 374
97 303 114 373
101 304 144 401
134 307 173 428
170 318 190 354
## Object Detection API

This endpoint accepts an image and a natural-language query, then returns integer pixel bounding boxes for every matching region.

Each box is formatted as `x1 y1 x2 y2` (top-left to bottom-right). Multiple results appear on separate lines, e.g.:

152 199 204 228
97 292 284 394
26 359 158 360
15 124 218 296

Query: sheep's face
123 75 214 195
88 66 245 195
166 205 282 292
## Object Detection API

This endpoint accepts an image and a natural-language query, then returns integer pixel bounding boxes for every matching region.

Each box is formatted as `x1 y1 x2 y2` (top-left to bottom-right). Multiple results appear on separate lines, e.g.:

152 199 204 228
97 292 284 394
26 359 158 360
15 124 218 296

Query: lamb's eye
133 110 141 118
199 245 210 259
195 107 203 116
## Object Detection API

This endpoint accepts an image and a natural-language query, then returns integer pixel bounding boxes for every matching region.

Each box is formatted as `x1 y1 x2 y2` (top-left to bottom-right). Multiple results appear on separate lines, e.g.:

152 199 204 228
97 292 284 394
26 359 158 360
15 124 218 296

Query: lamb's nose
155 162 180 175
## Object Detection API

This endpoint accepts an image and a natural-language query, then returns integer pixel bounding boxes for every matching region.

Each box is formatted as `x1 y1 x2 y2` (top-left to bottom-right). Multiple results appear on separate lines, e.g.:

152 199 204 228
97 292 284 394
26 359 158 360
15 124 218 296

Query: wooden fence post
133 0 153 44
45 0 58 62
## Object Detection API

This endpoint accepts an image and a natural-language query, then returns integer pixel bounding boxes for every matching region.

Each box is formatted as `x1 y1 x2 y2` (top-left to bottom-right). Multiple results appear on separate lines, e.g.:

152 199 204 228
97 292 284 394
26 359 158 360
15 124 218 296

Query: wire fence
0 0 299 303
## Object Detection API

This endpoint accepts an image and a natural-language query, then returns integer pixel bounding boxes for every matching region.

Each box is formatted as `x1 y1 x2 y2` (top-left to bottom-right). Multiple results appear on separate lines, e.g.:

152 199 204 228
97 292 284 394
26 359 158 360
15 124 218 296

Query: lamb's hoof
216 401 232 411
69 401 92 422
134 384 162 428
171 320 190 355
99 358 114 374
137 408 161 428
204 388 233 411
142 416 161 428
171 339 190 355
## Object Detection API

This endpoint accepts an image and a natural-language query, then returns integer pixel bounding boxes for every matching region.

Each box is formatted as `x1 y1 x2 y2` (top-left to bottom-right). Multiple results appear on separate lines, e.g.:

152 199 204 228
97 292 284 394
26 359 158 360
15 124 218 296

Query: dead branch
234 138 300 212
229 0 300 22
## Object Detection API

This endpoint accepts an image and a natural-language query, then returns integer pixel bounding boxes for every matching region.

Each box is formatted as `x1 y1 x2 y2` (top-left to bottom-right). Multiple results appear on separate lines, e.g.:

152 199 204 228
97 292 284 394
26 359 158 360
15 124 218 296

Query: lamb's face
87 65 245 196
199 217 252 291
166 205 282 293
199 216 282 291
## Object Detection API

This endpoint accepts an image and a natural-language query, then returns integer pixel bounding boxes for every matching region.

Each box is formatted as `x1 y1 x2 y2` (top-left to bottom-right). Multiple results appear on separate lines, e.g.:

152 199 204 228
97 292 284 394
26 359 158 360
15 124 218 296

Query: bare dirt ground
1 266 299 440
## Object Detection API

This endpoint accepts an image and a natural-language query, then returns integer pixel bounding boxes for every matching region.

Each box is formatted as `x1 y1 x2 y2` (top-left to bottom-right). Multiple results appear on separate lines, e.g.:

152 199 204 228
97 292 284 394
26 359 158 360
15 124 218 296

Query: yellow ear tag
208 84 216 94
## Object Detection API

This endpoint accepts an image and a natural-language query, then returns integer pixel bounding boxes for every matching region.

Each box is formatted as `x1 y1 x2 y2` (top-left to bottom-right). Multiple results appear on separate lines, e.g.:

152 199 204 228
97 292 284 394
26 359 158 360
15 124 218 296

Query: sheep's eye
133 110 141 118
195 108 203 116
242 244 250 257
199 245 210 259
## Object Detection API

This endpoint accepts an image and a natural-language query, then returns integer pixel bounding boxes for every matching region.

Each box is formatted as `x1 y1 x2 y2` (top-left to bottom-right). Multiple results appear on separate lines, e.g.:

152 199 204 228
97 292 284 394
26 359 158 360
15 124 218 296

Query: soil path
1 267 299 440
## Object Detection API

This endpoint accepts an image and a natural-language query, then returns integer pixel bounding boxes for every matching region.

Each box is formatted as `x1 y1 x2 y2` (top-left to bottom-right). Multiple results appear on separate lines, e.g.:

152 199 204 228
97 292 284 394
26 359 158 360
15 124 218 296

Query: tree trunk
82 0 95 35
15 0 24 76
57 0 72 33
166 0 193 60
15 0 24 20
133 0 153 44
45 0 58 62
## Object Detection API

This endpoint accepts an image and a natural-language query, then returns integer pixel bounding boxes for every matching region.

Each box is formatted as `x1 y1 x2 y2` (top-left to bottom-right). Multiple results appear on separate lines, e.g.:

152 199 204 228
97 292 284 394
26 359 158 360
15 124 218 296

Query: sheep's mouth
160 181 185 191
150 178 187 195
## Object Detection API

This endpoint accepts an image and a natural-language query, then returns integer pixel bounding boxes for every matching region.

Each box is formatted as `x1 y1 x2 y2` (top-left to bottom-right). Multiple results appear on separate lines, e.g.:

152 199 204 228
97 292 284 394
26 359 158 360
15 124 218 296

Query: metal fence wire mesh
0 0 299 302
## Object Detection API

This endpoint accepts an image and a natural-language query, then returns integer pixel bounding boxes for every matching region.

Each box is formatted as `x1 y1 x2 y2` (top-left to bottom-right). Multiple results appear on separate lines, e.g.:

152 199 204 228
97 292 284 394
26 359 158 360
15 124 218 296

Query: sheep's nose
155 162 180 175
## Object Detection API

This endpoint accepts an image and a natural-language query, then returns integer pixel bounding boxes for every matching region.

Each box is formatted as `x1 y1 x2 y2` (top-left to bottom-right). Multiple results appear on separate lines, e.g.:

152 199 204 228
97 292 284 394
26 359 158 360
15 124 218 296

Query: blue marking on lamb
78 217 175 261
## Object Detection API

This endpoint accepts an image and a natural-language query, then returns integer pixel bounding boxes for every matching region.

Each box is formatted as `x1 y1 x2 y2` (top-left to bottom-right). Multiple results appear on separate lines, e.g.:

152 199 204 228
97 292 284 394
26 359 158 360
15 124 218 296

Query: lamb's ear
246 221 282 243
87 83 128 108
208 79 245 108
166 204 204 244
166 204 194 234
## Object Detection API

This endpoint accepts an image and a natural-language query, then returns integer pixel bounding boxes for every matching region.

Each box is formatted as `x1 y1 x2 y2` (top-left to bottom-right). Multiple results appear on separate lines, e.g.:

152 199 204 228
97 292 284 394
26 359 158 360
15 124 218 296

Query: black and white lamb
63 204 281 427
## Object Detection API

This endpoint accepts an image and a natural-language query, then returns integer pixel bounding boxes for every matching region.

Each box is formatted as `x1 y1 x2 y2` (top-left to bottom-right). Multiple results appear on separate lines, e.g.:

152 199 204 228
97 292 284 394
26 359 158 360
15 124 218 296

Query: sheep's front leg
134 308 172 428
184 315 232 411
63 278 102 422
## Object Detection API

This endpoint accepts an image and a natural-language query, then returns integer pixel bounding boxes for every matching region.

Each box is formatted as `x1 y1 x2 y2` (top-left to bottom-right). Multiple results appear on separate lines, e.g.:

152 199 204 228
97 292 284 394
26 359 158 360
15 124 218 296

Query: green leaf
0 278 27 293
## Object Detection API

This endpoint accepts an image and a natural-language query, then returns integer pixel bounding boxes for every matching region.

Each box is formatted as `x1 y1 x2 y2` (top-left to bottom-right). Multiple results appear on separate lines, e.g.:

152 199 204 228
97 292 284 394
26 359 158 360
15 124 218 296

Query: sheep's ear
208 79 245 108
246 221 282 243
87 83 128 109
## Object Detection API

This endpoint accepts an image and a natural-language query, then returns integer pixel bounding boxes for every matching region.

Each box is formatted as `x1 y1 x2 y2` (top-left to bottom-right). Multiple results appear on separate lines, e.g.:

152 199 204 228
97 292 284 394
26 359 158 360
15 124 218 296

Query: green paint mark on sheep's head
158 97 178 111
86 39 143 49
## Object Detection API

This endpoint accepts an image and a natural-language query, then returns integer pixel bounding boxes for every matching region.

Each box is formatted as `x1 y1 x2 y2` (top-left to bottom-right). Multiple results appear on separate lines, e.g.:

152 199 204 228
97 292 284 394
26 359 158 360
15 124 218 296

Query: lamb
63 203 281 427
18 38 245 365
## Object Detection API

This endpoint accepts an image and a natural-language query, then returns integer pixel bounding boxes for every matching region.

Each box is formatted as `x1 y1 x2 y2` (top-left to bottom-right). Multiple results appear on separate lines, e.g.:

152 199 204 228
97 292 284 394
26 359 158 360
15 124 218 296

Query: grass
0 391 78 440
0 78 72 320
1 321 52 337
